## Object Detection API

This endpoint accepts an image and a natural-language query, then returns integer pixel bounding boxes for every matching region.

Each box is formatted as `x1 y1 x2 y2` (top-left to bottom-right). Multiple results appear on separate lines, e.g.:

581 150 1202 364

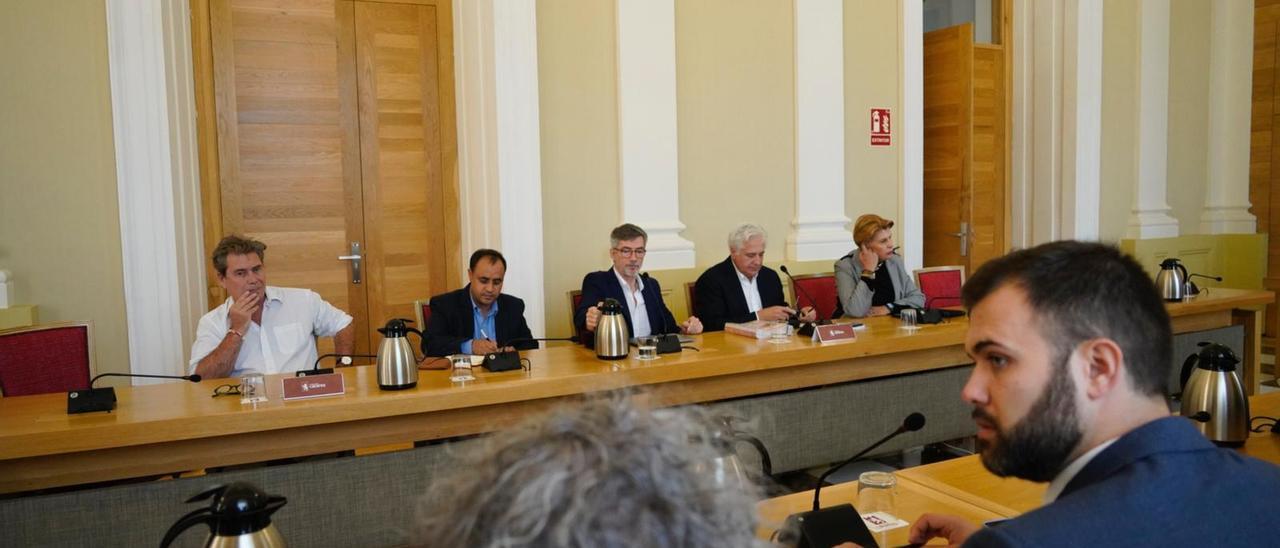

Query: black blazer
574 269 679 344
693 257 788 332
421 286 537 357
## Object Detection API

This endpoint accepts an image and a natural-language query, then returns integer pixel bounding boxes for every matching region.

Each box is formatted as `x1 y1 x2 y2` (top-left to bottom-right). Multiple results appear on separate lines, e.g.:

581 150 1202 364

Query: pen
480 328 490 340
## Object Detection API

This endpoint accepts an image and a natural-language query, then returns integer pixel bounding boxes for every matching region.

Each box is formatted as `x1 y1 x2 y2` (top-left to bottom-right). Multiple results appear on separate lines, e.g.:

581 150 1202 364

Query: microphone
778 265 832 337
482 337 577 372
780 412 926 547
68 372 204 414
301 353 377 377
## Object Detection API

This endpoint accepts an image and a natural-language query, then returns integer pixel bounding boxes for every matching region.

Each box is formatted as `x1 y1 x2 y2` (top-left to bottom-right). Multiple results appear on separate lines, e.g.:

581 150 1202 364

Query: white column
1200 0 1257 234
616 0 694 270
1125 0 1179 239
1061 0 1102 240
788 0 851 262
105 0 208 381
454 0 547 337
901 0 924 270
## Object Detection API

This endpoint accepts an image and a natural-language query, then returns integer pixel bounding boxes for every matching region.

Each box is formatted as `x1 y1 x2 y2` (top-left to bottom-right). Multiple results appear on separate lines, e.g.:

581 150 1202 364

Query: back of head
416 396 764 548
961 240 1172 397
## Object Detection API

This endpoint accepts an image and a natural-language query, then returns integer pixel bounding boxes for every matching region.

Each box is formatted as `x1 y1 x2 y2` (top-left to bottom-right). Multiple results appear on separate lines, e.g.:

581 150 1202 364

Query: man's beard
975 354 1084 482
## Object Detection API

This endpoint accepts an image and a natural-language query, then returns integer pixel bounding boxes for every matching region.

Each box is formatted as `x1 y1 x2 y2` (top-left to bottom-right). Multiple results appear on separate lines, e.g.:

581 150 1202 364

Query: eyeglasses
613 247 647 258
212 383 242 398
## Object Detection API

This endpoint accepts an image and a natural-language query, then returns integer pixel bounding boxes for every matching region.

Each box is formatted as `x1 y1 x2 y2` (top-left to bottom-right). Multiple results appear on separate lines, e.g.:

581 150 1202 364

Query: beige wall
537 0 905 336
0 0 131 379
1098 0 1137 242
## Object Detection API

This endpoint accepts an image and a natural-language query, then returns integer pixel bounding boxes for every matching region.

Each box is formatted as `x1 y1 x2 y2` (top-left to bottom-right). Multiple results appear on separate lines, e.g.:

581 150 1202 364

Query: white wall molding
105 0 207 381
616 0 694 270
1199 0 1256 235
1126 0 1178 240
1013 0 1103 244
788 0 852 262
454 0 547 337
901 0 924 271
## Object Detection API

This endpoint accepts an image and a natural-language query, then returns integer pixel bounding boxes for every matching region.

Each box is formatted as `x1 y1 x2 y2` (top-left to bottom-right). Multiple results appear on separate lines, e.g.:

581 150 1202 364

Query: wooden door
1251 0 1280 346
201 0 460 357
922 23 1006 273
349 0 459 337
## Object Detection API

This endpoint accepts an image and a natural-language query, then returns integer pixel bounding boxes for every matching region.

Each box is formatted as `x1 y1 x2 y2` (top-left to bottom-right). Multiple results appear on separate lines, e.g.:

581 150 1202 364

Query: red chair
914 266 966 308
790 273 838 321
414 299 432 330
0 322 94 397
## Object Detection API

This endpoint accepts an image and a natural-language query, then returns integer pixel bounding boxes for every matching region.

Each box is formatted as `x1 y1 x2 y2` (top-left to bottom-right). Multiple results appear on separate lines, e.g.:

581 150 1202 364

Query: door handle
948 222 969 257
338 242 362 284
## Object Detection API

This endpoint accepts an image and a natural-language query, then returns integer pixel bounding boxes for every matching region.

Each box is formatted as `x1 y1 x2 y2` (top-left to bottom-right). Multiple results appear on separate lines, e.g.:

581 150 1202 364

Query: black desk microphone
779 412 927 547
68 372 203 414
485 337 577 371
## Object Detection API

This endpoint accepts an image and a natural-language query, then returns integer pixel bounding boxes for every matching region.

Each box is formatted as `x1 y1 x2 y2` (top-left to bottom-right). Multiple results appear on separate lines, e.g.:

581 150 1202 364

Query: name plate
814 323 858 343
282 373 346 401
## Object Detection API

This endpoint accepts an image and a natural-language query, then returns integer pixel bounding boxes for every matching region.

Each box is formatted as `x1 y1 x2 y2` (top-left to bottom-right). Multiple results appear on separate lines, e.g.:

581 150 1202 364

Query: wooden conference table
0 288 1268 496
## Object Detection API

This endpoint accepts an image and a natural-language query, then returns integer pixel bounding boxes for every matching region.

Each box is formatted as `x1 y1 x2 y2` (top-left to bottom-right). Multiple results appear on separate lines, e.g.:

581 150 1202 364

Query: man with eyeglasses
693 223 816 331
575 223 702 342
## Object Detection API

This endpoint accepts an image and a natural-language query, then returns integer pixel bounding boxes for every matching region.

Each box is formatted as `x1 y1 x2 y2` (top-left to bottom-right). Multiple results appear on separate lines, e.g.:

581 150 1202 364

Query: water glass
857 471 898 545
240 370 267 404
899 308 918 330
637 336 659 360
769 320 792 344
448 354 475 382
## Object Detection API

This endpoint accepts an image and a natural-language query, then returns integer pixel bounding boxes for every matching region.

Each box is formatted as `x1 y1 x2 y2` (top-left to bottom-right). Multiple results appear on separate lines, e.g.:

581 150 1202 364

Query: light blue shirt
460 296 499 355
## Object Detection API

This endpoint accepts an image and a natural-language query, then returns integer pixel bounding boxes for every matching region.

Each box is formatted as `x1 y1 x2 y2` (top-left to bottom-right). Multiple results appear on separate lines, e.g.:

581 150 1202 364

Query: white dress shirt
735 267 763 316
1043 438 1118 503
614 268 652 337
188 286 353 376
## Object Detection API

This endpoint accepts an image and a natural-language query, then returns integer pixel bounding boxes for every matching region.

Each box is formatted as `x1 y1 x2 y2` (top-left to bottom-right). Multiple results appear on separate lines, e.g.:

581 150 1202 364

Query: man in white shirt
189 235 354 378
693 223 815 331
575 223 702 341
904 241 1280 547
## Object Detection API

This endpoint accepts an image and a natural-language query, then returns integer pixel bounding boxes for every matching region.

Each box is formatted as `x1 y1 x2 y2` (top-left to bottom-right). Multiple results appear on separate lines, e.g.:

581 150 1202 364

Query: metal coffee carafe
594 298 630 360
161 482 287 548
1180 342 1250 446
696 416 774 490
1155 258 1189 301
377 318 421 390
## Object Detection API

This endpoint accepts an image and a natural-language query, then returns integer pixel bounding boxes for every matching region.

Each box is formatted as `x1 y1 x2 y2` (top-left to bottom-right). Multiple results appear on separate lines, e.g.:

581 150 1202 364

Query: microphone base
779 504 879 548
297 368 334 377
483 350 523 372
656 333 682 354
67 387 117 414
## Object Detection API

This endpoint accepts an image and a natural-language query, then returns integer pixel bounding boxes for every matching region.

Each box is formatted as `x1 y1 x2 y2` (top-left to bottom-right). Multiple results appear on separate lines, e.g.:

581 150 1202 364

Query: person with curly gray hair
415 397 767 547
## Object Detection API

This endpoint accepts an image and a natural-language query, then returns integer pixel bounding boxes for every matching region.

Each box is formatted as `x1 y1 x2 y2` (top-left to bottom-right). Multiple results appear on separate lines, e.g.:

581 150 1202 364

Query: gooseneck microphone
640 273 683 353
68 372 204 414
302 353 378 377
778 265 832 336
780 412 926 547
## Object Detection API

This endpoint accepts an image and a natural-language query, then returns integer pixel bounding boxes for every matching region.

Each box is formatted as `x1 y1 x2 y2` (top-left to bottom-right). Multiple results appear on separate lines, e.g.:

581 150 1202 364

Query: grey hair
728 223 767 252
415 395 767 548
610 223 648 248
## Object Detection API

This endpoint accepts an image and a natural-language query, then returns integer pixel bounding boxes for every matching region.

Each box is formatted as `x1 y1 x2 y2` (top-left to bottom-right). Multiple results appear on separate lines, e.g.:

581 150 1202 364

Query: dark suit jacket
963 417 1280 547
574 269 679 343
693 257 788 332
421 286 537 357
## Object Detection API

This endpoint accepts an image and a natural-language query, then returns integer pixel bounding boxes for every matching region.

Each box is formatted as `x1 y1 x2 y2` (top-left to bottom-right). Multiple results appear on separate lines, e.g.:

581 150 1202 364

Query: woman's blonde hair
853 214 894 247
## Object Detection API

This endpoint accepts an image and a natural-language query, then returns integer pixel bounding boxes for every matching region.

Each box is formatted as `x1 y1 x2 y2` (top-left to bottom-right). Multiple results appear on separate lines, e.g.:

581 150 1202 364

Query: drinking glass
769 320 792 344
240 370 267 404
899 308 918 330
449 354 475 382
857 471 898 546
637 336 659 360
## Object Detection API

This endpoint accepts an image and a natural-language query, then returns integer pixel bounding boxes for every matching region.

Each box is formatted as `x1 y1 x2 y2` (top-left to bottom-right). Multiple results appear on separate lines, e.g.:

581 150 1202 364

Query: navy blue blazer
421 286 537 357
693 257 788 332
964 416 1280 547
574 269 679 342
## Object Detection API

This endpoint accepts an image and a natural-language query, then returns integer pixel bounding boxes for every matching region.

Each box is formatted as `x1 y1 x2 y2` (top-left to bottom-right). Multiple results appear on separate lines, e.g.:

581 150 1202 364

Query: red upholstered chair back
569 290 584 342
413 299 433 331
914 266 966 309
791 273 838 321
0 322 93 397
